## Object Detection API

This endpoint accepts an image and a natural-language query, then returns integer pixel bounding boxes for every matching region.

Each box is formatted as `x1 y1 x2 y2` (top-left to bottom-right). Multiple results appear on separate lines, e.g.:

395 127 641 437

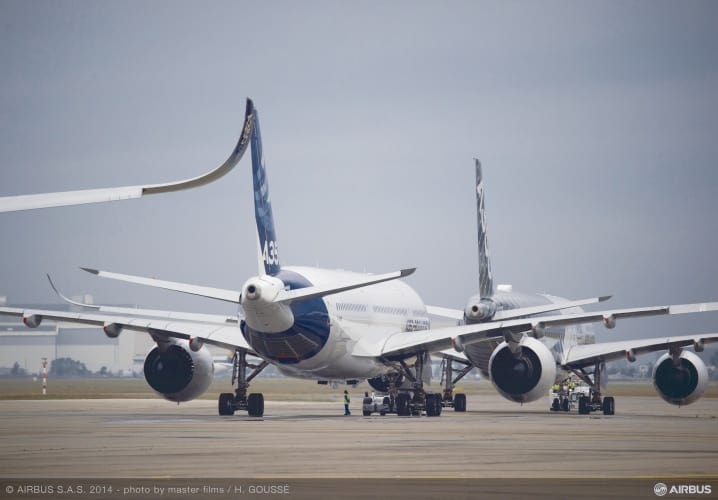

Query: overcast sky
1 1 717 340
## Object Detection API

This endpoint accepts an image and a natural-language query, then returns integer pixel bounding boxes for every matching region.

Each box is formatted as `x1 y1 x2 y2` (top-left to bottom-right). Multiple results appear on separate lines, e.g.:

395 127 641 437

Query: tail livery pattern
249 99 280 276
475 159 493 298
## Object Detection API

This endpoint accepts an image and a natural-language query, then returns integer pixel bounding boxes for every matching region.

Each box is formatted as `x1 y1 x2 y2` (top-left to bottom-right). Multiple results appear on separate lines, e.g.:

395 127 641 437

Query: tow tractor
362 394 392 416
549 379 590 413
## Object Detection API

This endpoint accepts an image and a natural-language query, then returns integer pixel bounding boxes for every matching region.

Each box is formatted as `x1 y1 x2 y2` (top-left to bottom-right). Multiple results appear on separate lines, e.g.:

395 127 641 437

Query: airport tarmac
1 393 716 480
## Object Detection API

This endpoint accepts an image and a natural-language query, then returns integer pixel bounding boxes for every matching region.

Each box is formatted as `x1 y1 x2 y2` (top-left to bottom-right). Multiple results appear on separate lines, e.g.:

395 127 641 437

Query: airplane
1 98 717 419
0 108 254 213
429 160 718 415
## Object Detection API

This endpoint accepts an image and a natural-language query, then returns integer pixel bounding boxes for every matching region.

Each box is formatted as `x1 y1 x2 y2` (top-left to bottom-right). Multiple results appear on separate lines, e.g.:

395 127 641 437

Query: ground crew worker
552 383 560 393
343 390 351 415
568 379 576 392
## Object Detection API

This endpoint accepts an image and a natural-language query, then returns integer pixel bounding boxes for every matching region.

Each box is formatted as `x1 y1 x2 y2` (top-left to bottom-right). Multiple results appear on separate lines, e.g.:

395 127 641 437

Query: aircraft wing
562 333 718 369
0 99 254 213
425 296 611 322
353 300 718 360
81 267 416 305
0 306 253 353
491 296 611 320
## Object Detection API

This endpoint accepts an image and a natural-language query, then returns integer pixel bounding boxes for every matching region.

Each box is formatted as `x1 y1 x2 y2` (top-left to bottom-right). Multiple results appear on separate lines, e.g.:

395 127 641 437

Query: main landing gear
389 352 444 417
218 350 269 417
439 356 471 412
387 353 471 417
574 362 615 416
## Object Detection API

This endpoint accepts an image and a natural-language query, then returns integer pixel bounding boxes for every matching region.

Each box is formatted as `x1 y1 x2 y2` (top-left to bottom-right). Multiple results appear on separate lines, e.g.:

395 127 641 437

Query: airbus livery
1 99 716 418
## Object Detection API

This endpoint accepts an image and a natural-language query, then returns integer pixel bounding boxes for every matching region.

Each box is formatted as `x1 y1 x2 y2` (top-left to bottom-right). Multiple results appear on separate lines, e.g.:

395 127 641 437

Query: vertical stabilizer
248 99 281 276
475 159 493 298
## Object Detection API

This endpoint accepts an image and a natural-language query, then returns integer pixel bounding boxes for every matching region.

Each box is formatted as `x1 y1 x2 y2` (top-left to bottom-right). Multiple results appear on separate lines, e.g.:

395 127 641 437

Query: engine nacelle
367 374 406 394
143 339 213 403
488 336 557 403
653 350 708 406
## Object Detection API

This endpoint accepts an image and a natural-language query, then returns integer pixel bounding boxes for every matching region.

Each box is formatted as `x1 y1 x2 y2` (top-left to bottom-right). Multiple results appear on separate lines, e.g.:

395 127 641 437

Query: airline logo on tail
249 100 280 275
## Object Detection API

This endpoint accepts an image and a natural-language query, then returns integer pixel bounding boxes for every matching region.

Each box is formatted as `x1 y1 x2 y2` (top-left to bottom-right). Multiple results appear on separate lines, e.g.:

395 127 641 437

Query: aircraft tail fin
475 159 493 298
248 99 280 276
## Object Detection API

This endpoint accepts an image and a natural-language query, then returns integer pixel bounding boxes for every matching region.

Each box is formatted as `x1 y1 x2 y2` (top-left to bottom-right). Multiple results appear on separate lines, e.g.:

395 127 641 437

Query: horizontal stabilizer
47 274 238 324
425 305 464 320
274 268 416 304
81 267 241 304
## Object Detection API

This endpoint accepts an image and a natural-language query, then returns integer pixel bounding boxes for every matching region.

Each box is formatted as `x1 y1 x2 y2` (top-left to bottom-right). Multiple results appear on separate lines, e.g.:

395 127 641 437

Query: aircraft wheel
247 393 264 417
551 398 559 411
561 398 570 412
426 394 439 417
218 393 235 416
454 393 467 412
396 393 411 416
578 395 590 415
602 396 615 415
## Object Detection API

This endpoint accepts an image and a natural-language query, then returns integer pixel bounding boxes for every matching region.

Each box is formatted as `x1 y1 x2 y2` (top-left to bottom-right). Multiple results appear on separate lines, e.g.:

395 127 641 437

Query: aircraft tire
561 398 570 412
426 394 438 417
578 396 590 415
247 393 264 417
218 393 235 416
396 393 411 416
454 393 467 412
602 396 615 416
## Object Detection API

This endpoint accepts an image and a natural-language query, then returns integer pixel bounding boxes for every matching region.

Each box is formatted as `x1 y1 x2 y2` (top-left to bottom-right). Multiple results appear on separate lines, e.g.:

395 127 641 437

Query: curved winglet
47 273 100 309
0 98 255 212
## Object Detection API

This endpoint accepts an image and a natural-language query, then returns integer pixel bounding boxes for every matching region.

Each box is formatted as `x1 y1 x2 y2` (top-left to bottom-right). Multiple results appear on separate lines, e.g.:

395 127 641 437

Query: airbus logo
654 482 712 496
654 483 667 496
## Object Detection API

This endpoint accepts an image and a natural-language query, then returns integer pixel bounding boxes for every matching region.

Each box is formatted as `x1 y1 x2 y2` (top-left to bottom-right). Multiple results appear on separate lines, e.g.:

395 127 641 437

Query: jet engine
367 374 405 393
143 339 213 403
653 350 708 406
488 336 556 403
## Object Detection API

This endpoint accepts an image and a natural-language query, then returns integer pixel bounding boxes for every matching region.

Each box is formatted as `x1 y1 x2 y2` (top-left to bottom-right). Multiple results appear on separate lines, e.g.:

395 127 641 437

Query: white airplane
1 99 717 419
430 160 718 415
0 103 254 213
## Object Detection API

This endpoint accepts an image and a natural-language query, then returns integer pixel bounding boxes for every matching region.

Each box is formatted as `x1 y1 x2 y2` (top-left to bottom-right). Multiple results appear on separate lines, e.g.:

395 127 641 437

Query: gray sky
1 1 717 340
